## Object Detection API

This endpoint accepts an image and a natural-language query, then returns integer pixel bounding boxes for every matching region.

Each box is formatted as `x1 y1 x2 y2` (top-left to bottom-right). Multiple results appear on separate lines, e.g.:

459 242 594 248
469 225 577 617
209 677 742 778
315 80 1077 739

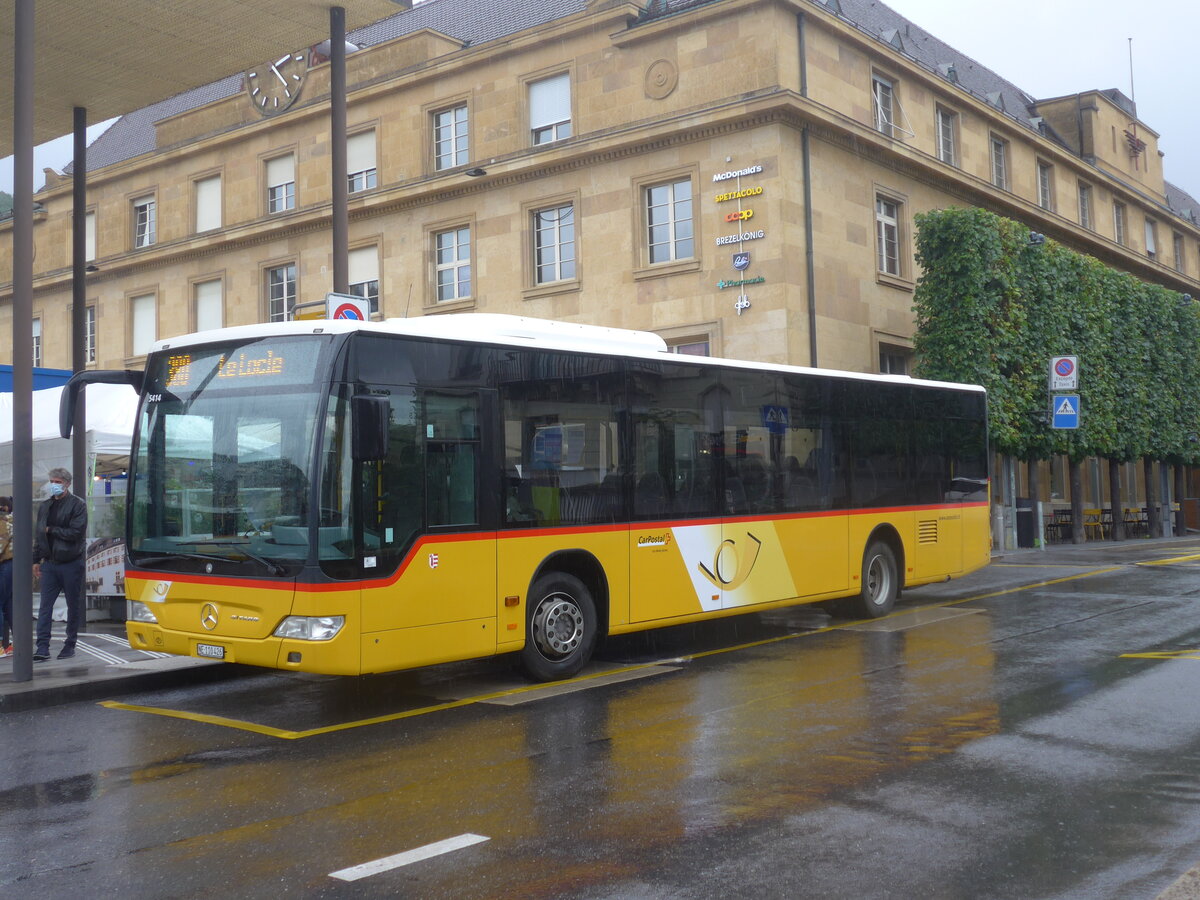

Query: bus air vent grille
918 519 939 544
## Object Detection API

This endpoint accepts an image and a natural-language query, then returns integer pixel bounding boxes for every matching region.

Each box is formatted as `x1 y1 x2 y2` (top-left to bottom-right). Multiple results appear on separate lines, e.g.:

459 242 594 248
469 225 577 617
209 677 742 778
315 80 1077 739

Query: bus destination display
153 338 324 393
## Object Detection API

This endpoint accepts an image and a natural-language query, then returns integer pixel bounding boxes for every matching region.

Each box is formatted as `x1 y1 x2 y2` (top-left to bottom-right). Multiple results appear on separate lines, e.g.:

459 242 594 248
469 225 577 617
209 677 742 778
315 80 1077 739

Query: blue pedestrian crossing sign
1052 394 1080 429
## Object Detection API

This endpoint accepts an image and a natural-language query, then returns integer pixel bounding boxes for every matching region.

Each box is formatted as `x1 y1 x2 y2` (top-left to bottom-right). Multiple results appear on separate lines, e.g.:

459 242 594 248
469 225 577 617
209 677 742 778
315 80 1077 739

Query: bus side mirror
352 395 390 461
59 369 145 438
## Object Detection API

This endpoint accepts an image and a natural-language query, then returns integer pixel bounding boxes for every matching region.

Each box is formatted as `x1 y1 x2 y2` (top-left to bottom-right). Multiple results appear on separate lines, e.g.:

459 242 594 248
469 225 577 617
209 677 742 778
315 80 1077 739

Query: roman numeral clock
245 51 309 115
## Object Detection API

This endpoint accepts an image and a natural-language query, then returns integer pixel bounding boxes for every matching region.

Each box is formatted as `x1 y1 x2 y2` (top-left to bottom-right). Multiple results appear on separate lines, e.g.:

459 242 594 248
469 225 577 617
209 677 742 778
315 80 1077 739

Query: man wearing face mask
33 468 88 661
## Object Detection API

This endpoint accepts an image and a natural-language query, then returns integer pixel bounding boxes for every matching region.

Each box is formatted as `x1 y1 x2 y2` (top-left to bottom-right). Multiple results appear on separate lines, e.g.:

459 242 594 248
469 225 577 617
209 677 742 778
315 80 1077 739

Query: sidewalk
0 621 246 713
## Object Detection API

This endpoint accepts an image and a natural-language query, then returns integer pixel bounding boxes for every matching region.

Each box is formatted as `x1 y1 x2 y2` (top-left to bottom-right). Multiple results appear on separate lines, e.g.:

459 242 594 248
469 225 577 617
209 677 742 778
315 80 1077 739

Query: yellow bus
62 314 990 681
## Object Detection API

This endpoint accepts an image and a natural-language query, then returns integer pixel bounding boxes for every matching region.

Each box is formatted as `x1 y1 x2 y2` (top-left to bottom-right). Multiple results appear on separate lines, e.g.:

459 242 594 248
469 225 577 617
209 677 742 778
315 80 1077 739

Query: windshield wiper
133 550 232 567
233 547 286 577
133 548 285 577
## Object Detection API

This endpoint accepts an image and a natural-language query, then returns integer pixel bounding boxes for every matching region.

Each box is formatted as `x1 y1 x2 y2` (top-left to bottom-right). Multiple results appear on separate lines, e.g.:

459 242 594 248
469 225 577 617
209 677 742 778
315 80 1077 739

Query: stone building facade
3 0 1199 419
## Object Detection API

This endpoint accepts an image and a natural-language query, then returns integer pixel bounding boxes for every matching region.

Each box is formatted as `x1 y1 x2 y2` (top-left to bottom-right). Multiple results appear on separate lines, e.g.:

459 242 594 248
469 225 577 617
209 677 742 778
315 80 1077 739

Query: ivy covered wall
913 207 1200 468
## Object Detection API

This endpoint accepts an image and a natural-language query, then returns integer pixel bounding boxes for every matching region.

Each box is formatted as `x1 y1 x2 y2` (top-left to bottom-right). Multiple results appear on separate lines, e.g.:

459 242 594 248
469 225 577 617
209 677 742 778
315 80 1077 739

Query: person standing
0 496 13 657
33 469 88 661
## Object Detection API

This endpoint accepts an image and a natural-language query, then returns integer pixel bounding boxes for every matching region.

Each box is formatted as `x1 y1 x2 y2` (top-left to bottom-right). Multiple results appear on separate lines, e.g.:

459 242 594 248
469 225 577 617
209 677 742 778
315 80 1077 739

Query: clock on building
245 51 309 115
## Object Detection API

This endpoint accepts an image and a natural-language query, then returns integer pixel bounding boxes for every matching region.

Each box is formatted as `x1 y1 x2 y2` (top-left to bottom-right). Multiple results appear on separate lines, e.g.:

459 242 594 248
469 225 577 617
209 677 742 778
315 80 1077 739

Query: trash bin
1015 497 1036 548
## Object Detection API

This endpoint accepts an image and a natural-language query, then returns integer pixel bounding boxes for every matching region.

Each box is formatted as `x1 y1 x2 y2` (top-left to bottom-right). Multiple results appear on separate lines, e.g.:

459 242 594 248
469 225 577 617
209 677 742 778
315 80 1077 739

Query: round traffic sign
1054 358 1075 377
333 302 365 320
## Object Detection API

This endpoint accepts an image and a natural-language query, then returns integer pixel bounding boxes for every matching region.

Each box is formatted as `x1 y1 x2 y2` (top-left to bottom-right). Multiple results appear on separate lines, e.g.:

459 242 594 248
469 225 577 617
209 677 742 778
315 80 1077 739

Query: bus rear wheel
825 540 898 619
520 573 597 681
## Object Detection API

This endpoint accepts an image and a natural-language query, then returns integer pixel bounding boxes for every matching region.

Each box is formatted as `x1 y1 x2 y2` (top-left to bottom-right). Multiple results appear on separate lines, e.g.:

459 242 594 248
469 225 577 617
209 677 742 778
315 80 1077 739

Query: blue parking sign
1051 394 1080 429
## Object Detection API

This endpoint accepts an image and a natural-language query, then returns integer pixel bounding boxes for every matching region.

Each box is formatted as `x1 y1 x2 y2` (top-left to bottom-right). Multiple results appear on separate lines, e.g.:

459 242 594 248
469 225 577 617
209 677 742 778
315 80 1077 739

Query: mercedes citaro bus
61 314 989 681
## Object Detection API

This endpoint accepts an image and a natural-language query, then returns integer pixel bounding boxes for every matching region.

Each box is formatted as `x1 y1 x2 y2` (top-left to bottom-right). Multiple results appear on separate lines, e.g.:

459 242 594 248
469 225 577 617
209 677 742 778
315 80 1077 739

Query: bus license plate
196 643 225 659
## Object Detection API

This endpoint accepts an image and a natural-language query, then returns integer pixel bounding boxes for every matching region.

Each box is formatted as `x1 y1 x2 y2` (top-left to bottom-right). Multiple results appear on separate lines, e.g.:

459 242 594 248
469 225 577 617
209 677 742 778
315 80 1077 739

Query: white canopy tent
0 383 138 492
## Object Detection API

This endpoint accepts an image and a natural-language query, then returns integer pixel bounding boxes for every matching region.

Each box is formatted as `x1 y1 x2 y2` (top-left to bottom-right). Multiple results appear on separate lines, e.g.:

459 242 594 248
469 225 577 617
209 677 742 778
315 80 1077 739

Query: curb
0 659 254 714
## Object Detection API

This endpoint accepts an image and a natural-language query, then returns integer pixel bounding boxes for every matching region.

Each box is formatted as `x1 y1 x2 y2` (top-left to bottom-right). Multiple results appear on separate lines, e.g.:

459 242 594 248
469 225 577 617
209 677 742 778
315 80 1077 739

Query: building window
1145 218 1158 259
194 175 222 232
85 305 97 364
936 106 957 165
533 203 575 284
990 137 1009 190
529 73 571 145
1037 162 1054 211
1174 233 1186 273
130 294 156 357
872 74 895 136
875 194 901 276
267 263 297 322
194 279 223 332
85 211 96 261
879 344 911 375
133 195 156 248
347 130 377 193
435 226 472 302
646 178 694 264
32 317 42 367
433 105 468 171
667 338 710 356
266 154 296 213
1078 183 1093 230
349 246 380 314
1114 202 1127 245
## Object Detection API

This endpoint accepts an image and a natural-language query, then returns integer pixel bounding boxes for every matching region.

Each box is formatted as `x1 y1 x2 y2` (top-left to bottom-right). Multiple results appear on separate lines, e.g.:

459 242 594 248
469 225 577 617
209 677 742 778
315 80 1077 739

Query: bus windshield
129 336 336 570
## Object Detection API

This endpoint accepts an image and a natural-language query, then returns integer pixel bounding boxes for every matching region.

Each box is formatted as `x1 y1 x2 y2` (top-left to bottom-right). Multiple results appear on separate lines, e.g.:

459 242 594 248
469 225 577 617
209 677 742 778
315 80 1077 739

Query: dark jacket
34 492 88 564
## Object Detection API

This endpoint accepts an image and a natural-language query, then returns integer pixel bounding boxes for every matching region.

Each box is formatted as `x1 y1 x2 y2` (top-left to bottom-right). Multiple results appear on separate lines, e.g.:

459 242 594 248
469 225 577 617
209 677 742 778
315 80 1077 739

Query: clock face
245 52 308 115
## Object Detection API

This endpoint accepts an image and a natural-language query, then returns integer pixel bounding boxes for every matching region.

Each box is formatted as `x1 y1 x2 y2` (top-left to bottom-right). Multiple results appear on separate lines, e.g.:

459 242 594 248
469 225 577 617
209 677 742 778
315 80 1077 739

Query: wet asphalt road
5 539 1200 898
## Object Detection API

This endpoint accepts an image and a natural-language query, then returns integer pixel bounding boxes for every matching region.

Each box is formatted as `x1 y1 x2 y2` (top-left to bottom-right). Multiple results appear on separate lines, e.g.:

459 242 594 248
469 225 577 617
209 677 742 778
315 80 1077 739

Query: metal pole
11 0 34 681
72 106 89 634
330 5 349 294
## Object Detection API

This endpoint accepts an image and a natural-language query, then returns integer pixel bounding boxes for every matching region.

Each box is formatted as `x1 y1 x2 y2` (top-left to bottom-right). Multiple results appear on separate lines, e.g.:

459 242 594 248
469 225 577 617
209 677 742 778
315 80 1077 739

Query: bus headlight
127 601 159 624
273 615 345 641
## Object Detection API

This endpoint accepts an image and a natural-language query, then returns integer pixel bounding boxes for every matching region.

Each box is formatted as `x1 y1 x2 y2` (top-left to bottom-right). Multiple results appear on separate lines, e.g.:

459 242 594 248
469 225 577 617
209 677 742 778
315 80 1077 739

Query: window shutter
349 246 378 285
131 294 156 356
195 176 222 232
529 73 570 129
195 280 223 332
347 131 376 175
85 211 96 261
266 154 295 188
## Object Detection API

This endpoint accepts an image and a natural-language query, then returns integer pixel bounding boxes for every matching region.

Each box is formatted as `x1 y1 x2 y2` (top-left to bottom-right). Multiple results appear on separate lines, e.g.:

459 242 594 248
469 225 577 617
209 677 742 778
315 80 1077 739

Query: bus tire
520 572 597 682
851 540 898 619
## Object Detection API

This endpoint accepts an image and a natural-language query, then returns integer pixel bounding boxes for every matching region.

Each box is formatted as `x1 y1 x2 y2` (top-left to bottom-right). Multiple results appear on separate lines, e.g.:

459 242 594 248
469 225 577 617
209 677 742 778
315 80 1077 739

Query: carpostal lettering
637 533 673 548
714 186 764 202
715 230 765 246
712 164 763 182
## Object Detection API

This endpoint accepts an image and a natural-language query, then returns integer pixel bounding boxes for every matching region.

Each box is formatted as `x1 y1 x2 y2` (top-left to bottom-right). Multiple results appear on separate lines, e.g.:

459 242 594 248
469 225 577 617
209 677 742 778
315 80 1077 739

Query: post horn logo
200 603 219 631
699 531 763 591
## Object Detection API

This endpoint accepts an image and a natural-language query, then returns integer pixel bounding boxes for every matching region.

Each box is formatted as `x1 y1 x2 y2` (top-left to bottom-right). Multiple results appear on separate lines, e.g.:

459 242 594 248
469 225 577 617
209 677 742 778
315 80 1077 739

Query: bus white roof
152 313 984 394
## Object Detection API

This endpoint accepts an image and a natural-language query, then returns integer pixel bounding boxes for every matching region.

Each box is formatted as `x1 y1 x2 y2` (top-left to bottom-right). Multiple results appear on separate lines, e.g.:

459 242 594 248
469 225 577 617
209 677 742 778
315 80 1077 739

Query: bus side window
424 392 480 527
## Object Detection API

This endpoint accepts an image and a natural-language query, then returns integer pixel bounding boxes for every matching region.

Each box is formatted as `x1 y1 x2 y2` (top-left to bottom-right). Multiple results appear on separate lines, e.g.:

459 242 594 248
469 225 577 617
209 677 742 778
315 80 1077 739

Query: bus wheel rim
866 554 890 606
532 595 585 659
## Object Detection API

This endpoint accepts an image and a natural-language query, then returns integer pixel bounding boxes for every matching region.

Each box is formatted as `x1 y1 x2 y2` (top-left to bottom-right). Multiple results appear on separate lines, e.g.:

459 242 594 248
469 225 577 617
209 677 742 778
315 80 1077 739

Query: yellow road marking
1120 650 1200 661
1136 553 1200 567
99 562 1127 739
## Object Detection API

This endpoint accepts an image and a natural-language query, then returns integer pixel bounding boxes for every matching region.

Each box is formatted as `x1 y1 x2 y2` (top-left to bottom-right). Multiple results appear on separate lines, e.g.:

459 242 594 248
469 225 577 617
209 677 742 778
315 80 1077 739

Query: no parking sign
1049 355 1078 391
325 293 371 321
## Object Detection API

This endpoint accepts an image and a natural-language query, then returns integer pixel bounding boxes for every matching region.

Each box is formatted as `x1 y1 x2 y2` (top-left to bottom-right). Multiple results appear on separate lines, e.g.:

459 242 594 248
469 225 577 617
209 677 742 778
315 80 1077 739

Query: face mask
47 482 64 497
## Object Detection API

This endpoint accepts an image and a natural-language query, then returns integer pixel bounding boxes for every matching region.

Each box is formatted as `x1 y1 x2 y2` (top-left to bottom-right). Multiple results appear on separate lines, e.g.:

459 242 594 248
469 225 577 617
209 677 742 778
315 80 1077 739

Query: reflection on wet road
6 543 1200 898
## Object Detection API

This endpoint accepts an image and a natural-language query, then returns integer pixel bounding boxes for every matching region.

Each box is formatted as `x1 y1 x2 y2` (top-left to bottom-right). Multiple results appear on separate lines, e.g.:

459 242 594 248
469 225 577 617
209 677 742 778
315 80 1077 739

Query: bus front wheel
520 573 597 681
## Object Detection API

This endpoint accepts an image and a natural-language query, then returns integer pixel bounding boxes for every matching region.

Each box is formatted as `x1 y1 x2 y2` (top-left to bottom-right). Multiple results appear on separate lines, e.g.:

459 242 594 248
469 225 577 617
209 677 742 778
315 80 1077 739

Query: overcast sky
3 0 1198 200
884 0 1200 198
